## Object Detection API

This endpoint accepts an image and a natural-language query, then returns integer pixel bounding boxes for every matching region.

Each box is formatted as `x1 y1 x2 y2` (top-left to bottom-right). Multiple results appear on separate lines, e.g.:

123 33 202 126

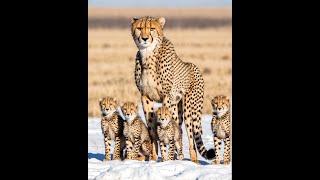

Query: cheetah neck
102 110 116 119
160 119 171 129
126 115 138 125
138 39 159 62
214 110 230 120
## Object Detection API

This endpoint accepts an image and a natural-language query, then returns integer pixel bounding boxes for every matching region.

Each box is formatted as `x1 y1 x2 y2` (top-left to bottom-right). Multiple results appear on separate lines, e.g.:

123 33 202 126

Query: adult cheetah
131 16 215 162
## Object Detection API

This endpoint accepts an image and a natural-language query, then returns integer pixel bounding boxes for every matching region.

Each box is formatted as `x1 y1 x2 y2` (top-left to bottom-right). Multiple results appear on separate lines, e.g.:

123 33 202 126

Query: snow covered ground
88 104 231 180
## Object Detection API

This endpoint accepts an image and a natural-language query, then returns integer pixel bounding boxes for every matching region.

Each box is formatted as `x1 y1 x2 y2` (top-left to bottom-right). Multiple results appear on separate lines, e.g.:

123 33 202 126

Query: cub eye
137 27 142 30
150 28 155 31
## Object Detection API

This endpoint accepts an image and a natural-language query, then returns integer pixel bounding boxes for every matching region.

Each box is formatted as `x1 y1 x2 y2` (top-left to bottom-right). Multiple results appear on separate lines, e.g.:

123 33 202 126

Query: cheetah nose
105 108 109 111
142 37 148 41
126 114 130 116
218 108 222 111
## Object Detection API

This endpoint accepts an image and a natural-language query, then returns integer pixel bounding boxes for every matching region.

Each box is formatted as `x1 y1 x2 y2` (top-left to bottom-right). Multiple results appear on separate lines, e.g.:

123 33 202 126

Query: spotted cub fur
122 102 152 161
211 95 231 165
156 106 183 161
99 97 126 160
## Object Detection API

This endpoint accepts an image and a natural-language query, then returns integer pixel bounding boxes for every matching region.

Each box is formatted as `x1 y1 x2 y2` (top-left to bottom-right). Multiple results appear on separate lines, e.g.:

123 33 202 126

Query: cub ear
211 97 215 105
157 17 166 28
99 97 104 104
131 17 139 24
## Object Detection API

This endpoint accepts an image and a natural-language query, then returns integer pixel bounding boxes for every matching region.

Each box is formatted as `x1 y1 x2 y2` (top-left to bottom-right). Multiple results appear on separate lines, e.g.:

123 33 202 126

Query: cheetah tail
193 127 215 160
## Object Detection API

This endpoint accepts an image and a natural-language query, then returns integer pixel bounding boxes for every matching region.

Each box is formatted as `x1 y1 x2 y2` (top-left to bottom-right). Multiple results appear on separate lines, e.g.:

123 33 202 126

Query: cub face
156 106 172 128
121 102 138 123
99 97 118 117
211 95 230 118
131 16 166 49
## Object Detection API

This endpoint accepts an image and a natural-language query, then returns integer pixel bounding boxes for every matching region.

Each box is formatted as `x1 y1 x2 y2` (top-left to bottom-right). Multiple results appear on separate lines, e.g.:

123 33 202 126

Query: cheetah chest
214 120 229 139
158 130 171 144
141 69 161 101
127 124 139 142
108 126 116 140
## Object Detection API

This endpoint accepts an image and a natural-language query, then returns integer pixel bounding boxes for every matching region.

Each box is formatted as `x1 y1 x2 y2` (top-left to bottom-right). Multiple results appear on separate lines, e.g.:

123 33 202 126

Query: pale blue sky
89 0 232 8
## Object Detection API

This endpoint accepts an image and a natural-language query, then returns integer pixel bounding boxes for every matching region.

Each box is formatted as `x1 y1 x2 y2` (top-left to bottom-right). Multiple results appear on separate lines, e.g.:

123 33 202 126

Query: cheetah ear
211 98 215 105
157 17 166 28
99 97 104 104
131 17 139 24
117 100 123 108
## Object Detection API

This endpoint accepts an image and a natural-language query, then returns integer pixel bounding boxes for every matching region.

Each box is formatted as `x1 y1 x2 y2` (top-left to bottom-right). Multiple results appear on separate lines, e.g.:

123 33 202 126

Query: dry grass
88 8 231 117
89 7 232 19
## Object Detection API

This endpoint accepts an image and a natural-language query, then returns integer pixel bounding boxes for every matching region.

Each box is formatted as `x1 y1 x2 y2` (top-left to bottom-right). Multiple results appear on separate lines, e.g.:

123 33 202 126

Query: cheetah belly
128 125 136 142
159 133 169 144
141 70 161 102
163 137 169 144
216 124 226 139
108 127 116 140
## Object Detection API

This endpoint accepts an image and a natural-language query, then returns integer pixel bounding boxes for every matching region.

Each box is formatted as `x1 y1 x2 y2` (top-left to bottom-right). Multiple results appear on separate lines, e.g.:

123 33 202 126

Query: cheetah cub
121 102 152 161
156 106 184 161
211 95 231 165
99 97 126 161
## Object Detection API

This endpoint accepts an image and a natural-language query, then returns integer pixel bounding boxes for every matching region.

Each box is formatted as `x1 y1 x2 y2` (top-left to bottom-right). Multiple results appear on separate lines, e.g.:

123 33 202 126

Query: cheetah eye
150 28 155 31
137 27 142 30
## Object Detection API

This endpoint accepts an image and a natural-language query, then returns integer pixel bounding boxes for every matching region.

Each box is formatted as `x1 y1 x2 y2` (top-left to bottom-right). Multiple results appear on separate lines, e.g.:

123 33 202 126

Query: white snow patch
89 107 231 180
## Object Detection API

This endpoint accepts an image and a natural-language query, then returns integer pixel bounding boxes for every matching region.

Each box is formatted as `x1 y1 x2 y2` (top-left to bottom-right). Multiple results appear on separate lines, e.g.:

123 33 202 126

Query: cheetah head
156 106 172 128
211 95 230 118
121 102 138 123
131 16 165 49
99 97 118 118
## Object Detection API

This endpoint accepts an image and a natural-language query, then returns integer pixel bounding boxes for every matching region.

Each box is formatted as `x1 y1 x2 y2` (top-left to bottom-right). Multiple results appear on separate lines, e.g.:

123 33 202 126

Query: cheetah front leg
223 137 231 165
104 138 111 161
213 135 222 164
132 137 142 160
113 136 121 160
160 141 167 161
125 138 133 160
141 95 158 161
168 140 175 160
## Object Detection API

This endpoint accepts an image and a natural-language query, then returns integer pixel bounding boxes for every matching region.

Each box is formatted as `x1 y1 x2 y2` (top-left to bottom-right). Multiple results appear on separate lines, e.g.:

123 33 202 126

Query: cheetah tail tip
206 149 215 160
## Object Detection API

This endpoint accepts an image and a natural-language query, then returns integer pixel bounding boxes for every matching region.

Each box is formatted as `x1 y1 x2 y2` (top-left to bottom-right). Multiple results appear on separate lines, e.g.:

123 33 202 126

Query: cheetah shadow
182 158 211 165
88 152 109 161
156 157 210 165
88 153 210 165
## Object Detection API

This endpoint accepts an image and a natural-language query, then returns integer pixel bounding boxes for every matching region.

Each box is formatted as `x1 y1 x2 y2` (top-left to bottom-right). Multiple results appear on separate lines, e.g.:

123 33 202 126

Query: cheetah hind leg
104 138 111 161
